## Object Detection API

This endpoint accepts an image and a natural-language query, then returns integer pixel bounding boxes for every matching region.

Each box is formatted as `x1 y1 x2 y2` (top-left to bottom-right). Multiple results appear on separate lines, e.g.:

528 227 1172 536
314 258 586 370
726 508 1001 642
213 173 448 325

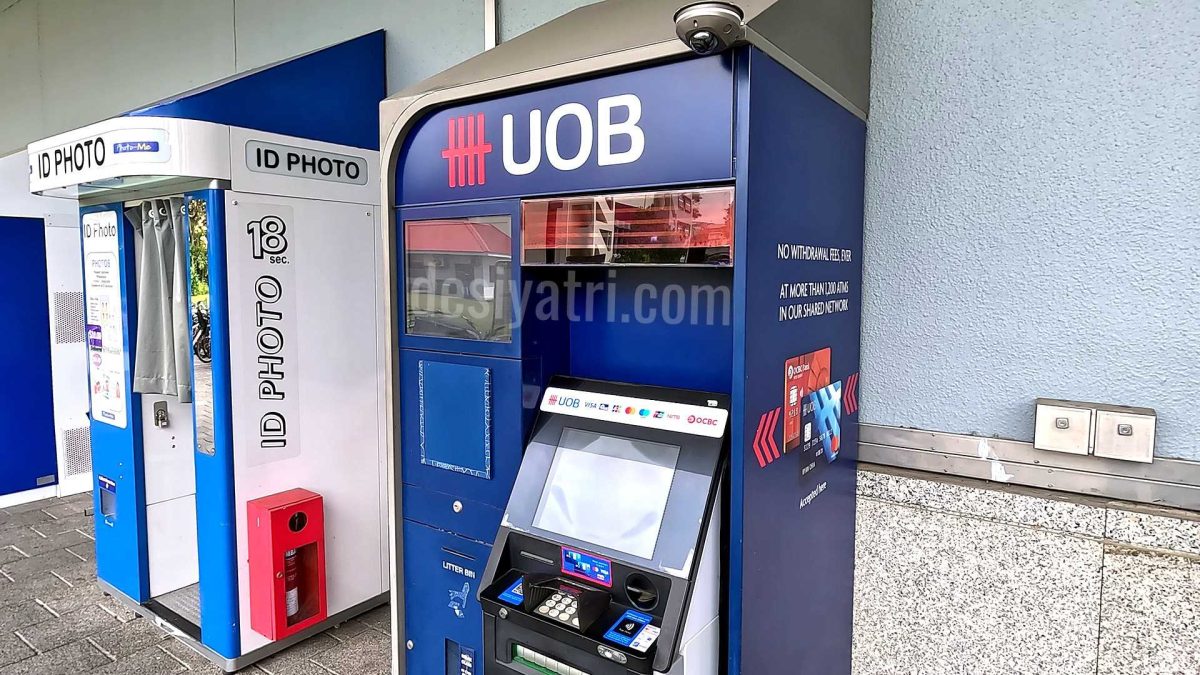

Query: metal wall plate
860 423 1200 512
1033 401 1092 455
1094 410 1156 463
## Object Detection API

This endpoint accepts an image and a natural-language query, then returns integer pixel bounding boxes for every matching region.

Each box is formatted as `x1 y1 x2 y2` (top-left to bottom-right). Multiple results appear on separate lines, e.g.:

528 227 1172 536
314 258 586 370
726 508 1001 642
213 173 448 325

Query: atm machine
479 377 728 675
27 33 390 672
381 1 870 673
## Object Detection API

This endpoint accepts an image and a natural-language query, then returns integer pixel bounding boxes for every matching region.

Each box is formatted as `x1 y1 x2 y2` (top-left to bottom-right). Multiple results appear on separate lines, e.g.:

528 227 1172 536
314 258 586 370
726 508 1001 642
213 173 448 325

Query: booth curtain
128 197 193 403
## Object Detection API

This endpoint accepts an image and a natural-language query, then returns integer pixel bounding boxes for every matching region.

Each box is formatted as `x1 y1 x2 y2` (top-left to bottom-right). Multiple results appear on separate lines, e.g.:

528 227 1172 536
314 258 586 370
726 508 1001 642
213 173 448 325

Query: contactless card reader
479 377 728 675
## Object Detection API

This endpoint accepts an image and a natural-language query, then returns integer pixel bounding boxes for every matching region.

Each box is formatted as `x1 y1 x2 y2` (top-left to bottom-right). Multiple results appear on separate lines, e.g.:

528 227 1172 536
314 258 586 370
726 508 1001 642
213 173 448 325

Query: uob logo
440 113 492 188
440 94 645 188
809 382 844 462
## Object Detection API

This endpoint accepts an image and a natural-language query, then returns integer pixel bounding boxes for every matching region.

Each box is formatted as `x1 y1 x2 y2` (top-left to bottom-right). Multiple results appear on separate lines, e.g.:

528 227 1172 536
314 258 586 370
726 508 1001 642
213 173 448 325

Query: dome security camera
674 3 746 56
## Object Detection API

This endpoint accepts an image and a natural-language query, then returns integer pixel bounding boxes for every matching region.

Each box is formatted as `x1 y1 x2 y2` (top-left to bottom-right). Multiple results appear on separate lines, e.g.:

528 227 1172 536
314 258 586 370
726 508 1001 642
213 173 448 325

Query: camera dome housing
674 2 746 56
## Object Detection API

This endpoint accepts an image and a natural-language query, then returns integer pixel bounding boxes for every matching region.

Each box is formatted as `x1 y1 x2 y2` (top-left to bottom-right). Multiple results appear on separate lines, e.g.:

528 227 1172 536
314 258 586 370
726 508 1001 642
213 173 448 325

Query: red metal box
247 489 328 640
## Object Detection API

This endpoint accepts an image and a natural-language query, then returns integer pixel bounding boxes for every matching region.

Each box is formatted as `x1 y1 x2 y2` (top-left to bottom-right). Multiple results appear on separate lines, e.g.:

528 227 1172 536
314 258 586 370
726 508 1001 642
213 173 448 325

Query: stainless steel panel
1094 410 1157 464
1033 400 1093 455
860 424 1200 511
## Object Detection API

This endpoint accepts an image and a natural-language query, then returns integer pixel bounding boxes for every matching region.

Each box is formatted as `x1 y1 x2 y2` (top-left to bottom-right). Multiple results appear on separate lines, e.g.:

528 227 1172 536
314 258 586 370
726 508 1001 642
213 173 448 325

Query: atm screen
533 428 679 559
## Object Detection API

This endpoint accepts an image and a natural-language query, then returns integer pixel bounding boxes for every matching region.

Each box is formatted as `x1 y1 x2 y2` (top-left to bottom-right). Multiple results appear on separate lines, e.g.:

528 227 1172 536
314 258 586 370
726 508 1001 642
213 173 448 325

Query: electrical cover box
247 489 328 640
1033 400 1093 456
1034 399 1157 463
1093 407 1157 463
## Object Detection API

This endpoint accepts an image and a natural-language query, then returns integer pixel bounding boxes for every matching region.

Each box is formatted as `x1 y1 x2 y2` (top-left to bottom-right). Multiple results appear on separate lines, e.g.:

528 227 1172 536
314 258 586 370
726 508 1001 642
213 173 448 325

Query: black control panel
481 541 673 674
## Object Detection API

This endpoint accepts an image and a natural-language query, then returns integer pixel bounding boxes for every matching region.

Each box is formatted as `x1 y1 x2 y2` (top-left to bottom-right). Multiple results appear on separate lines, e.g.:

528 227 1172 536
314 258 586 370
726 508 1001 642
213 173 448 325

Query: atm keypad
536 591 581 629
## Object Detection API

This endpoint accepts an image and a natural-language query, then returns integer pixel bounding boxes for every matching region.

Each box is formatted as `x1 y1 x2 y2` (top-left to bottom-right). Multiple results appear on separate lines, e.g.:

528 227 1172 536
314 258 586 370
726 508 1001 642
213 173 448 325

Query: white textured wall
497 0 597 41
0 0 491 155
862 0 1200 459
0 0 603 155
0 151 76 219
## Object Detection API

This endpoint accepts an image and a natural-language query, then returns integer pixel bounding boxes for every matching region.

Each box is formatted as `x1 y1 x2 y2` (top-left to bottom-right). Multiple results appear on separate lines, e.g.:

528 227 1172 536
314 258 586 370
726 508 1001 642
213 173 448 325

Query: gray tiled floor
0 492 390 674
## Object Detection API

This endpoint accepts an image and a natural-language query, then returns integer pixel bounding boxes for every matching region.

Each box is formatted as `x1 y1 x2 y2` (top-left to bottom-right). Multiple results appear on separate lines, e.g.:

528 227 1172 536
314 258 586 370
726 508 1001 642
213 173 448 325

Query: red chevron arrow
752 411 768 468
753 407 783 468
765 407 781 460
845 372 859 415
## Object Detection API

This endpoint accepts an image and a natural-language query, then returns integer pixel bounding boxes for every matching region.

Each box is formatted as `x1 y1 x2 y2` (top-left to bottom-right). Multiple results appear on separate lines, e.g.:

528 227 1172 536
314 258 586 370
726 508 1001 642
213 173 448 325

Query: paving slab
91 643 188 675
0 599 55 633
0 491 390 675
0 639 112 675
310 629 390 675
87 617 170 660
253 632 340 675
0 631 36 669
355 604 390 634
15 602 121 653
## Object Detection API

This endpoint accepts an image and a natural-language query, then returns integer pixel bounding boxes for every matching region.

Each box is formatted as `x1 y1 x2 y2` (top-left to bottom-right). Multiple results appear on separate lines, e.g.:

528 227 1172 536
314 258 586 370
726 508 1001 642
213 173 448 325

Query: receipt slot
29 33 391 672
381 2 871 673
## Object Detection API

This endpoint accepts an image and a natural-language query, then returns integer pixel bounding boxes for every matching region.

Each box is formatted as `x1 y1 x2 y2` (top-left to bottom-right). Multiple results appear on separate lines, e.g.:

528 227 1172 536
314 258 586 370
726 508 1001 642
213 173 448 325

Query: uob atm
28 34 390 671
382 1 871 673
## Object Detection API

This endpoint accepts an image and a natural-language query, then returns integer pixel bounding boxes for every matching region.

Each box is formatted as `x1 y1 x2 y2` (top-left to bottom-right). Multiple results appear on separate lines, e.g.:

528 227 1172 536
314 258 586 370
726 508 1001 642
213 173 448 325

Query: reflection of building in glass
404 217 512 342
523 187 734 265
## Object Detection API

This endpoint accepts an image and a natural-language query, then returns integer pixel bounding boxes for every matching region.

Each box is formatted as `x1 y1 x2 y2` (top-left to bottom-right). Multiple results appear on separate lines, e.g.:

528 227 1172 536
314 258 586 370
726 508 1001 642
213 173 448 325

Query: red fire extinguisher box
248 489 328 640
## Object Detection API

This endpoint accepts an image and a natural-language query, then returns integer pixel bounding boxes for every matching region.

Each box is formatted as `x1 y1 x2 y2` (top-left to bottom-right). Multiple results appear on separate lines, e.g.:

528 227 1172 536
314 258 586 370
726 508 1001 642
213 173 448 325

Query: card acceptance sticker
604 610 661 653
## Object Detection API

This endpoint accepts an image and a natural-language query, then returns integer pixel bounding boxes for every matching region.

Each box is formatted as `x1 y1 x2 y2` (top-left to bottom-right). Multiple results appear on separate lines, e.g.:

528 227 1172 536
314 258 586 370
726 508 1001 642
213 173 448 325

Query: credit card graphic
784 348 831 451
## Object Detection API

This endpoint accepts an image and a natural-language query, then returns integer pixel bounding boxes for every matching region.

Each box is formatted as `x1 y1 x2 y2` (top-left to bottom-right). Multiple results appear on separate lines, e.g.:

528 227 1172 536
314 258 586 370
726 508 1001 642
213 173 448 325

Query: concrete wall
861 0 1200 459
0 0 601 156
853 468 1200 674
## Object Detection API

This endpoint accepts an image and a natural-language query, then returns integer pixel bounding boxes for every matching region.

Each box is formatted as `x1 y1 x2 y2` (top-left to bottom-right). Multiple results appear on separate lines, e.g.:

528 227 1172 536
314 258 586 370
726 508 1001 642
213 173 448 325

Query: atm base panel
99 579 388 672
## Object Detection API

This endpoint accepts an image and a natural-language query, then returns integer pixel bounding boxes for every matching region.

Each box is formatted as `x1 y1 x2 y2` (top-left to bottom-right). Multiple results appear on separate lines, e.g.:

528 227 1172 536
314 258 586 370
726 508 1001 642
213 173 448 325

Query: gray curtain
129 198 193 403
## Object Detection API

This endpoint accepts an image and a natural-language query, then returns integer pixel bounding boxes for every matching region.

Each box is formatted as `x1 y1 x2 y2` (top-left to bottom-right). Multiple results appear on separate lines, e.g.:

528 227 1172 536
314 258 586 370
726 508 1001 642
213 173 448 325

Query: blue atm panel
398 349 527 520
403 520 490 675
728 48 866 674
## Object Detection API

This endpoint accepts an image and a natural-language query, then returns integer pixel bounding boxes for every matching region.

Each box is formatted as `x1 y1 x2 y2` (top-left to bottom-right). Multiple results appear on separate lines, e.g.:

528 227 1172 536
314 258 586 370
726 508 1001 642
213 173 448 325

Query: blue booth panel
402 483 503 547
80 203 150 603
0 217 58 496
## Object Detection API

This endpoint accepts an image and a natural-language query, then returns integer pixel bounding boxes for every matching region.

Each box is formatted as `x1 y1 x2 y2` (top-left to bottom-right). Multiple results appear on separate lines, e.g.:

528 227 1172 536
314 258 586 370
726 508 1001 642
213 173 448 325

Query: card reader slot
520 550 556 566
513 644 591 675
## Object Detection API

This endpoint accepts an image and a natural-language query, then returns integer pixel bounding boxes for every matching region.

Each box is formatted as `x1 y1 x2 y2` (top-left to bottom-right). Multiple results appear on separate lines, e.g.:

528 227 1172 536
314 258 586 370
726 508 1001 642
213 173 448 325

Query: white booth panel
223 193 387 652
146 493 201 597
45 215 92 496
141 394 198 506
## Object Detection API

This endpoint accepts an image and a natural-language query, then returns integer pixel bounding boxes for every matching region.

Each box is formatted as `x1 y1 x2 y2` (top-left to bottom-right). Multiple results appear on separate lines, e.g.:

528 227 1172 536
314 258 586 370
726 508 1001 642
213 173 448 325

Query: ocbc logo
688 415 720 426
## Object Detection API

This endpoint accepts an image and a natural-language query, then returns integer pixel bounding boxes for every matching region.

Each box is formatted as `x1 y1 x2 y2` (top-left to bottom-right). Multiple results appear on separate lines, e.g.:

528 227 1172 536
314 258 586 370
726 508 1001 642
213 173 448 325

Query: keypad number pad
535 591 582 630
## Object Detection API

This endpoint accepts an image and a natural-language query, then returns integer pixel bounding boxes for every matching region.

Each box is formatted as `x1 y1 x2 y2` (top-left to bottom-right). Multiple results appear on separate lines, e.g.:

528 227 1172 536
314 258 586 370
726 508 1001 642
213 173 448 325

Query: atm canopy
380 0 871 159
28 32 384 198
